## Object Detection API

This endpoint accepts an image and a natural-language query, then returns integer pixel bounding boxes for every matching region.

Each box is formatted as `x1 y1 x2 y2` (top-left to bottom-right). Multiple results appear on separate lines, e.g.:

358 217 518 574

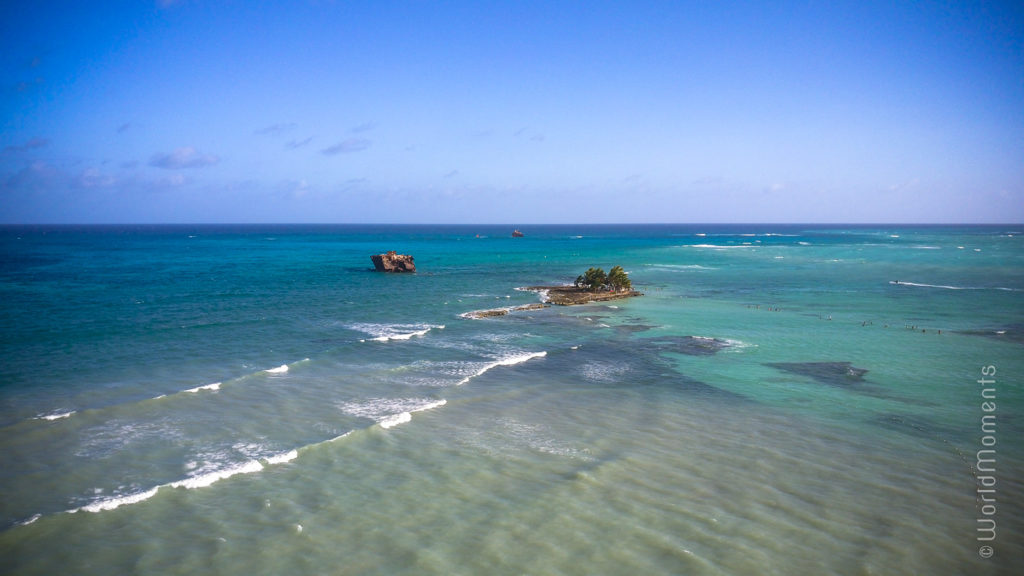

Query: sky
1 0 1022 224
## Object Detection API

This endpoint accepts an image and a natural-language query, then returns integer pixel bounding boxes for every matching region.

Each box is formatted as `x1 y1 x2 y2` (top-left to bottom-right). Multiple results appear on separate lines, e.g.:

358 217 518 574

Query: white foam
379 412 412 429
328 431 353 443
688 244 755 249
379 399 448 429
18 514 42 526
351 323 444 342
170 460 264 489
648 264 715 270
37 410 76 421
263 358 310 374
889 281 1020 291
65 450 290 517
719 337 757 351
339 398 448 429
72 486 160 513
458 351 547 385
265 450 299 465
185 382 221 393
515 286 553 302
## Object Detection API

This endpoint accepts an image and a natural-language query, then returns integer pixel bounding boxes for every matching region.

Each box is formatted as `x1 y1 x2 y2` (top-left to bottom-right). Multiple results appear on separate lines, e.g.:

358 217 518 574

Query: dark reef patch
643 335 734 356
613 323 656 337
544 339 750 402
766 362 868 387
958 323 1024 345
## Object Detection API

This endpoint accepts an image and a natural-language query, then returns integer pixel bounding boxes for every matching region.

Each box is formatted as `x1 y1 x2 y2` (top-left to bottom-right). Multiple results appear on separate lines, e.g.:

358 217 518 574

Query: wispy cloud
888 178 920 192
149 147 220 169
78 167 116 189
277 178 310 199
1 160 61 192
117 122 132 134
255 123 297 137
3 137 50 154
514 127 545 142
321 138 371 155
13 77 44 93
350 122 377 134
286 137 314 150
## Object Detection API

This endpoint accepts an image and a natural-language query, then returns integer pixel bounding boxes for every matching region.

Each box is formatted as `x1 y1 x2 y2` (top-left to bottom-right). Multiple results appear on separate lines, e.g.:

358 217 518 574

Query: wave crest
350 323 445 342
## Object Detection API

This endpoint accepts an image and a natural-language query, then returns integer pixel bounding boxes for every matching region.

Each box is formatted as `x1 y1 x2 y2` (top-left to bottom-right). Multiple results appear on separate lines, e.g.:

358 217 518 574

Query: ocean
1 224 1021 575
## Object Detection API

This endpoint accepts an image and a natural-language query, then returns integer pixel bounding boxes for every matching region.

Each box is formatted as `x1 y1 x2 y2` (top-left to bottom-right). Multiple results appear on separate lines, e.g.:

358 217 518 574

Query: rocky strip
462 303 549 319
523 286 643 306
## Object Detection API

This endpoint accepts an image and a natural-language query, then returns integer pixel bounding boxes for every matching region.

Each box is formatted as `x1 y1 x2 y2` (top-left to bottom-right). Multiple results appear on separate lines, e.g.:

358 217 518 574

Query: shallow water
1 224 1021 574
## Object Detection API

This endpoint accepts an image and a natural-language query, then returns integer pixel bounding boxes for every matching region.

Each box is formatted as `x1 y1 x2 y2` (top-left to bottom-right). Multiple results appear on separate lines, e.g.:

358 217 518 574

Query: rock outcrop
463 303 549 319
371 251 416 273
523 286 642 306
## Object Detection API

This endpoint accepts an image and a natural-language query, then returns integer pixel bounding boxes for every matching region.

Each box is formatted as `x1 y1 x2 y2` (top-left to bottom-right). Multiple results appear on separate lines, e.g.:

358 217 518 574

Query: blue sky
1 0 1022 223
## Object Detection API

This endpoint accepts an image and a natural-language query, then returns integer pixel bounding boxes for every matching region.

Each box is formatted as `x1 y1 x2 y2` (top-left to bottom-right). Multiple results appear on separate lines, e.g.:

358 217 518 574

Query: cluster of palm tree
574 265 632 292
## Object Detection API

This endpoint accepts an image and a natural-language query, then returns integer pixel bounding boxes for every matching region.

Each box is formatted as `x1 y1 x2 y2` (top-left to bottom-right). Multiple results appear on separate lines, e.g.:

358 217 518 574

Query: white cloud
321 138 371 155
149 147 220 169
255 123 297 137
286 137 313 149
350 122 377 133
3 137 49 154
78 167 116 188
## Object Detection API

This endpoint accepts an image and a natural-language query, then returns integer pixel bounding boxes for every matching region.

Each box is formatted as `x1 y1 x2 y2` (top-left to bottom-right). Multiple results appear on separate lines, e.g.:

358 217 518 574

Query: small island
371 251 416 273
525 266 642 306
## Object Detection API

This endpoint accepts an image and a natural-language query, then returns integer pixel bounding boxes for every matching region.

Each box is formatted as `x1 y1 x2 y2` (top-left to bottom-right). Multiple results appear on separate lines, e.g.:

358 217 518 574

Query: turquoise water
1 224 1022 575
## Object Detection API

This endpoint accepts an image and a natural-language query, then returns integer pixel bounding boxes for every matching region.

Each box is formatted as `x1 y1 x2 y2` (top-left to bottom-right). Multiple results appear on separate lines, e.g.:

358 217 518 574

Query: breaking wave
457 351 547 385
350 323 445 342
338 397 448 429
889 281 1020 292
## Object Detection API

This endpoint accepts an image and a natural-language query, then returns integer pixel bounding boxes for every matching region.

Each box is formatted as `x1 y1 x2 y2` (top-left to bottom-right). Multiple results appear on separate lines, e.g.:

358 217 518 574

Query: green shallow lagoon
1 224 1022 575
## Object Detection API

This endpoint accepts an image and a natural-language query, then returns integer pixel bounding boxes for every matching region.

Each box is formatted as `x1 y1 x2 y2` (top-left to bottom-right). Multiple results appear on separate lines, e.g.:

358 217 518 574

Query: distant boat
512 229 524 238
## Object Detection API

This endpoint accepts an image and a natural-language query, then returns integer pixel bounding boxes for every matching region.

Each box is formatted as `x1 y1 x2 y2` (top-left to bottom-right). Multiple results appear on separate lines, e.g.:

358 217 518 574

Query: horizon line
1 222 1021 227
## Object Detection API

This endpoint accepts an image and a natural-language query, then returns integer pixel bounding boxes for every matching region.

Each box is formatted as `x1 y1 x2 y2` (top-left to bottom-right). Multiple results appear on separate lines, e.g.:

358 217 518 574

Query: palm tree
607 266 631 292
577 267 607 291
